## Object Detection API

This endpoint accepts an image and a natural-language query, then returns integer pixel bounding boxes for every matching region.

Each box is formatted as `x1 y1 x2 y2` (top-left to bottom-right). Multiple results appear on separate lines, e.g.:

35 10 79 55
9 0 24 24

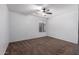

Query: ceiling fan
42 8 52 15
30 4 53 18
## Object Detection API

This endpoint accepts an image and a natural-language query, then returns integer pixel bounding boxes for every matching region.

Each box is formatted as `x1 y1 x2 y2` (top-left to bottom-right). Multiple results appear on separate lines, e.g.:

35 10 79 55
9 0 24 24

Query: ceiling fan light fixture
32 5 53 18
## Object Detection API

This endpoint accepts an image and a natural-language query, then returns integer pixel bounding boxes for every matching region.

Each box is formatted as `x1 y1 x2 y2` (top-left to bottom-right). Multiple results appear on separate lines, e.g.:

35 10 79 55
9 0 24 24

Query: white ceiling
7 4 75 15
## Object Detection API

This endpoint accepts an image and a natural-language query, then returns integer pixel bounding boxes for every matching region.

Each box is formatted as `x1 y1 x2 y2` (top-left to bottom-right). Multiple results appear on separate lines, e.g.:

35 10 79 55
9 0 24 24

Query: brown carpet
5 36 78 55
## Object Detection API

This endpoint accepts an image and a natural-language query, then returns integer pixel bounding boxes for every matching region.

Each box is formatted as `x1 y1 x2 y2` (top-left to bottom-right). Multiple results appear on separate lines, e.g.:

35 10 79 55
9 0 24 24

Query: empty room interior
0 4 79 55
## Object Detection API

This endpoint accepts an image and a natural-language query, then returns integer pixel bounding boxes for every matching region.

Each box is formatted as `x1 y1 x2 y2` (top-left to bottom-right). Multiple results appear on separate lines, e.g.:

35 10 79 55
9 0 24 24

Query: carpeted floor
5 36 78 55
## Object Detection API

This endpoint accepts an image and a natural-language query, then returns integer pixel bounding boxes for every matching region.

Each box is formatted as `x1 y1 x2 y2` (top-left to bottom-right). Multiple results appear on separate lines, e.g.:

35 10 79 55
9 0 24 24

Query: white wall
0 5 9 54
78 5 79 44
10 12 47 42
47 5 78 44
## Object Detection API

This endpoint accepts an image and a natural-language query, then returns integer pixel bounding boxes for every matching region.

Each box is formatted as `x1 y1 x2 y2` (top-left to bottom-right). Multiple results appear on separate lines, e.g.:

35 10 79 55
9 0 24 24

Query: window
39 23 46 32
